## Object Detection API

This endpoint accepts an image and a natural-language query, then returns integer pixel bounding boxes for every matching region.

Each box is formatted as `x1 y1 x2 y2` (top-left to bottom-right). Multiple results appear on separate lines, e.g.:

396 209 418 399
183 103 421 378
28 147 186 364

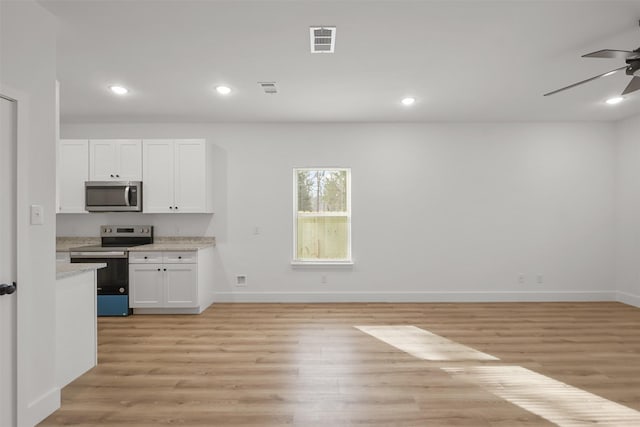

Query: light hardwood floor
40 302 640 426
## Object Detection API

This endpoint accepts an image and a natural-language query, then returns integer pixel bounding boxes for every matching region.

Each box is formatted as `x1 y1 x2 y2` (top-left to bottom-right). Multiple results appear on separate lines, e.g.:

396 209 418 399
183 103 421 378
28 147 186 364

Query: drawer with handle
163 252 197 264
129 252 163 264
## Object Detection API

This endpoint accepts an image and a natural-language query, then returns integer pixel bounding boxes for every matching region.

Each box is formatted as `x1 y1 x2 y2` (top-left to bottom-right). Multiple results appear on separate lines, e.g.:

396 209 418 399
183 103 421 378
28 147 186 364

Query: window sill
291 260 354 267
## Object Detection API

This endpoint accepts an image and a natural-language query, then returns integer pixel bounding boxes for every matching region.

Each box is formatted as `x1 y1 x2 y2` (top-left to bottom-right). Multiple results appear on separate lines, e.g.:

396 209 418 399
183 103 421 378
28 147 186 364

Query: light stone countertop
56 236 216 252
56 237 101 251
56 262 107 280
127 237 216 252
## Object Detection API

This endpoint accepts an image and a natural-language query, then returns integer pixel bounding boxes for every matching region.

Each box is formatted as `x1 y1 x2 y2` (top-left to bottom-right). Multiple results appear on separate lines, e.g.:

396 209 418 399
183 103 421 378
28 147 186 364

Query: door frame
1 83 32 426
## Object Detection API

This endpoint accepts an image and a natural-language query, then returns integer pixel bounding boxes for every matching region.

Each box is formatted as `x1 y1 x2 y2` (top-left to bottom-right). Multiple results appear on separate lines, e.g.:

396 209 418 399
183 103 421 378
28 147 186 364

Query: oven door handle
124 185 131 207
71 251 128 259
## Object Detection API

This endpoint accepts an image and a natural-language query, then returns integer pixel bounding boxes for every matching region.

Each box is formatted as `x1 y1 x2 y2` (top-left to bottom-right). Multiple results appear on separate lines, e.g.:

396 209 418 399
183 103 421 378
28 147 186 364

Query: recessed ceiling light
605 96 624 105
109 85 128 95
401 97 416 106
216 85 232 95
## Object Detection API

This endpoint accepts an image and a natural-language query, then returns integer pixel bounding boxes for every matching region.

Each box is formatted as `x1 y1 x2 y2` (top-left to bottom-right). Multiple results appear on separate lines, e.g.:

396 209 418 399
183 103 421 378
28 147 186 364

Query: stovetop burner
70 225 153 253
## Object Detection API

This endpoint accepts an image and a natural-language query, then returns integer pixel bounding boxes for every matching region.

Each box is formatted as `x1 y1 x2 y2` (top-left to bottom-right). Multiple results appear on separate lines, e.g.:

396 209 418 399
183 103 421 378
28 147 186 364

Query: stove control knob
104 228 112 233
119 287 125 294
139 228 144 233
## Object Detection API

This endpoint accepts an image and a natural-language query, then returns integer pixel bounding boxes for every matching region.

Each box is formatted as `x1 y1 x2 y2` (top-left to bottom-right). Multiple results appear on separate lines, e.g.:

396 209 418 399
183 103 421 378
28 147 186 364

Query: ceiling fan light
605 96 624 105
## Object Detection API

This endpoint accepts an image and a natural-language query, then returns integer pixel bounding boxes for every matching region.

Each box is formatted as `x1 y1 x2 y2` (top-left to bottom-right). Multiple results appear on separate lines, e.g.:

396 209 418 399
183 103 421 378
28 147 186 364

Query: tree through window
294 168 351 262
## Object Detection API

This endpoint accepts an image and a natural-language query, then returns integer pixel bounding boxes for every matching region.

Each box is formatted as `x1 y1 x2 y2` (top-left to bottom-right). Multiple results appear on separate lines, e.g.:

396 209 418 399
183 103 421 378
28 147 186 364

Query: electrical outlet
321 275 327 284
537 275 544 284
518 274 525 284
235 275 247 287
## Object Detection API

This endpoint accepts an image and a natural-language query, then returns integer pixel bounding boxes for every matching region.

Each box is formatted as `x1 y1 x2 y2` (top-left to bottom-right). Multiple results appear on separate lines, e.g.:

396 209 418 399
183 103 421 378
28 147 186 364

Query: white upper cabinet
143 140 174 213
174 140 208 213
143 139 212 213
57 139 89 213
89 139 142 181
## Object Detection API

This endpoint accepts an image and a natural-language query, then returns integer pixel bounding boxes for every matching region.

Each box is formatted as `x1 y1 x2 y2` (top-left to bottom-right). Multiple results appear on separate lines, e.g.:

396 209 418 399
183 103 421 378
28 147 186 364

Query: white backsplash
56 213 215 237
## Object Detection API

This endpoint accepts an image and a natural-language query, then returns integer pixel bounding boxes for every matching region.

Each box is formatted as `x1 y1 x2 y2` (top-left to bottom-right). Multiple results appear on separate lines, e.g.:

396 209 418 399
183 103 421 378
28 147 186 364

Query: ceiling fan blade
582 49 635 59
544 66 628 96
622 76 640 95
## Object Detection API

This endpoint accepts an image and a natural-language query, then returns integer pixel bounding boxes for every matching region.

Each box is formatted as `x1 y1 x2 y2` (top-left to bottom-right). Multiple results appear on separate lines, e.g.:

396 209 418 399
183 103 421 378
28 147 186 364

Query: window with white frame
293 168 351 263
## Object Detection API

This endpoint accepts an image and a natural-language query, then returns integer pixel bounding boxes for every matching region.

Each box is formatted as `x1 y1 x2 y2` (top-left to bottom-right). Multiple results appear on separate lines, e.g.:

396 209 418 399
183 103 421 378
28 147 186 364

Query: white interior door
0 96 18 427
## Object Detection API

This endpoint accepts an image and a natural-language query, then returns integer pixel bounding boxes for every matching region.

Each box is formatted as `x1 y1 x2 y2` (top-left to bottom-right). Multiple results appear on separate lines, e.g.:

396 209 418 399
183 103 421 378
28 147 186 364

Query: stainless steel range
70 225 153 316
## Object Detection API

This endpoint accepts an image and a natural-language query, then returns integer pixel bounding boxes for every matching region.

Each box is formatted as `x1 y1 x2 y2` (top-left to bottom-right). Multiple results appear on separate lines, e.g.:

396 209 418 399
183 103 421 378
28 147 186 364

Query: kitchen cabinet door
174 139 208 213
117 140 142 180
89 139 141 181
165 264 198 307
89 140 117 181
142 140 174 213
58 139 88 213
129 264 164 308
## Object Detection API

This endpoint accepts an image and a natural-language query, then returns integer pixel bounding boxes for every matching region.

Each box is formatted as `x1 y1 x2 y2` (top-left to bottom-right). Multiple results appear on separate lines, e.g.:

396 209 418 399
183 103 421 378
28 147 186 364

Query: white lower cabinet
165 264 197 307
129 264 164 307
129 250 210 313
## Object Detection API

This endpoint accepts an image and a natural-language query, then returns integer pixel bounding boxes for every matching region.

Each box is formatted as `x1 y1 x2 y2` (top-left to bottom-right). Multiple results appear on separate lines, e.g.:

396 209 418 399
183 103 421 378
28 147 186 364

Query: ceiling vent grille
258 82 278 94
310 26 336 53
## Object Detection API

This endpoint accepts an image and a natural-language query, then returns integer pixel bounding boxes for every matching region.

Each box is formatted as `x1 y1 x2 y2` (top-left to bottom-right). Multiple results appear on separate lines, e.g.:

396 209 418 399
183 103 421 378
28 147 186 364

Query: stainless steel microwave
85 181 142 212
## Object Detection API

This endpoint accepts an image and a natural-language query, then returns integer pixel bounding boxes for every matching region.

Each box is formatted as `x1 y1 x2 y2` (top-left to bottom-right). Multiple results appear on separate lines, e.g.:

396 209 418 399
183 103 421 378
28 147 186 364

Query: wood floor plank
40 302 640 426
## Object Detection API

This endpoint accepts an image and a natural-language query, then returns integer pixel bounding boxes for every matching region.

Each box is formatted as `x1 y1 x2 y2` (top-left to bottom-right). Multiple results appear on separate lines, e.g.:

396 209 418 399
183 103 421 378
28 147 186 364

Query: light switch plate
30 204 44 225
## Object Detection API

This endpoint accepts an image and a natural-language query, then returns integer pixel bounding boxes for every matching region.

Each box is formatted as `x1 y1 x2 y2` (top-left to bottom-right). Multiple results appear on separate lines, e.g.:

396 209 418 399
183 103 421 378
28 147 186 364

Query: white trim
0 84 44 427
133 307 205 315
23 387 60 427
616 291 640 308
291 260 354 267
212 291 617 303
293 167 351 263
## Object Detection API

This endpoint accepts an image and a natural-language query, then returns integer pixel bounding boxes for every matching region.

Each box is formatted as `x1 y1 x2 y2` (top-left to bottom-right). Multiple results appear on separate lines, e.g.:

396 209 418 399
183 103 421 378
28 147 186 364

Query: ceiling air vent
258 82 278 94
310 26 336 53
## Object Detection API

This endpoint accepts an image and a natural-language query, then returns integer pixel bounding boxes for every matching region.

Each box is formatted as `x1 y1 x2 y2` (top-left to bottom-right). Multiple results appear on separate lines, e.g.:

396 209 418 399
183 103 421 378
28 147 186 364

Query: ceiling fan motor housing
626 58 640 76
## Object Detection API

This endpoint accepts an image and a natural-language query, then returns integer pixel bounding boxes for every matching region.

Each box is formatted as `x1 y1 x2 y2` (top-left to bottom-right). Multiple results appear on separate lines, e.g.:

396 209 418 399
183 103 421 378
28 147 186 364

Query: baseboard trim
133 307 202 315
616 291 640 308
22 386 60 427
213 291 616 303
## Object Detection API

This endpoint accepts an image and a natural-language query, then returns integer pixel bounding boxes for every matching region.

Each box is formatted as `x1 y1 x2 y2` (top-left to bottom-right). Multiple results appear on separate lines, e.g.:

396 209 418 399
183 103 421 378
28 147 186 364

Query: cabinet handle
144 256 148 259
169 206 173 209
178 256 182 259
116 174 120 178
157 268 161 271
175 206 178 210
110 174 114 178
163 268 167 271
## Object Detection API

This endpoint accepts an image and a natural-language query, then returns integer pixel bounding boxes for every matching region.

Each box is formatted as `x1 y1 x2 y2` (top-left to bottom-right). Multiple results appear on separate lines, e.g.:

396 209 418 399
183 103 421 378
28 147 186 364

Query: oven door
85 181 142 212
70 253 129 295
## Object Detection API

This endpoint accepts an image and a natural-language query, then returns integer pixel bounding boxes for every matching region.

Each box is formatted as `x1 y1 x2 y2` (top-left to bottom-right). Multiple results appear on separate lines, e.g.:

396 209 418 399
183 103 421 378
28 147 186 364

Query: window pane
297 170 347 212
296 215 349 260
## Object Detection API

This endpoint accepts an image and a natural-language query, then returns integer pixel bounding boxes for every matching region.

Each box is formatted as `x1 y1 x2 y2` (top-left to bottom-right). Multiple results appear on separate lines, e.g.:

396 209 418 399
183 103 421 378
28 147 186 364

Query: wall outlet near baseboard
518 274 525 284
321 275 327 284
537 275 544 284
235 275 247 287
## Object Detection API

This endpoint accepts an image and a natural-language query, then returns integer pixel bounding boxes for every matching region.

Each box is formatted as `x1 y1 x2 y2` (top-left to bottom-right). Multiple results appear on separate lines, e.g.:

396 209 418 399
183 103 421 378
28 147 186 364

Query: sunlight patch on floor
355 325 499 361
443 365 640 427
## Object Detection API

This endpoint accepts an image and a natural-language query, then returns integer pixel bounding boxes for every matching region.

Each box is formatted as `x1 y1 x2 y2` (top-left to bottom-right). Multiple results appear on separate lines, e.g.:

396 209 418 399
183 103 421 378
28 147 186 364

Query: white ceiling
41 0 640 123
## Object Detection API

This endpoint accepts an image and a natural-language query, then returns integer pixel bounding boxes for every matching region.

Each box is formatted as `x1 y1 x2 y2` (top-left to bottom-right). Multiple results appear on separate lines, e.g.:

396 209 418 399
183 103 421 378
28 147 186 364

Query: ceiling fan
544 22 640 97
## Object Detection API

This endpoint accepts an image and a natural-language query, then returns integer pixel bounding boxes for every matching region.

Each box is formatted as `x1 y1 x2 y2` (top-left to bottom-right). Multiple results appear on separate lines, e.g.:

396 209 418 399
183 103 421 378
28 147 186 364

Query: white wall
60 122 616 302
615 113 640 307
1 0 59 425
